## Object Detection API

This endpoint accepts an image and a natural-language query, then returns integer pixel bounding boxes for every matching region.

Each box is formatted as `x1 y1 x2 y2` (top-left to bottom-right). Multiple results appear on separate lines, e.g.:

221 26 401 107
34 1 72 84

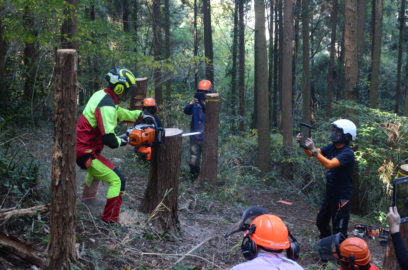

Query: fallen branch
0 232 45 268
141 252 222 269
0 205 49 222
174 236 214 265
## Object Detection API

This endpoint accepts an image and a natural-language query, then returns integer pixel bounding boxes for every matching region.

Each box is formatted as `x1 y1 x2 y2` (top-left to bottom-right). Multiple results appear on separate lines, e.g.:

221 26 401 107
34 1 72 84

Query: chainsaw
121 115 165 147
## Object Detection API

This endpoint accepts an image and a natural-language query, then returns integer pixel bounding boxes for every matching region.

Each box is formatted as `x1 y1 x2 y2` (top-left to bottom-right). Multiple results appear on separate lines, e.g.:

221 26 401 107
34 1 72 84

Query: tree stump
383 164 408 270
48 49 77 270
139 128 182 232
199 93 220 186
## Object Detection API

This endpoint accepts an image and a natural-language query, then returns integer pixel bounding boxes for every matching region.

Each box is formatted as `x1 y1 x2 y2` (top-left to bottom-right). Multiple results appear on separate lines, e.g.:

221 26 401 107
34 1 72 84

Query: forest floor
1 126 386 270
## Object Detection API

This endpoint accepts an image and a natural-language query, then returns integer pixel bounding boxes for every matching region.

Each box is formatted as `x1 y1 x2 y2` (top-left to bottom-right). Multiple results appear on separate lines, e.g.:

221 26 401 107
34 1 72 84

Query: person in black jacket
387 206 408 268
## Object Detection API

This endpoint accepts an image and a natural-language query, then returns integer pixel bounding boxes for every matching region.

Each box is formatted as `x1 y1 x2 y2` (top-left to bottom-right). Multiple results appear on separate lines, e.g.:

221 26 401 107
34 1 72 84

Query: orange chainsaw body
129 127 156 146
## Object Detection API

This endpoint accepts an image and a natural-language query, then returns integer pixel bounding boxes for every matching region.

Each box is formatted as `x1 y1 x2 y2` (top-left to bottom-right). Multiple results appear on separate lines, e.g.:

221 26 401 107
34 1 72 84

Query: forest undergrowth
2 100 405 269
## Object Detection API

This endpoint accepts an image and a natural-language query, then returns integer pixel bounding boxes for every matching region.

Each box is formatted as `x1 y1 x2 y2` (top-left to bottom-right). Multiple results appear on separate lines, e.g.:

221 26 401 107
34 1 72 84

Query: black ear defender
286 231 300 261
241 224 258 260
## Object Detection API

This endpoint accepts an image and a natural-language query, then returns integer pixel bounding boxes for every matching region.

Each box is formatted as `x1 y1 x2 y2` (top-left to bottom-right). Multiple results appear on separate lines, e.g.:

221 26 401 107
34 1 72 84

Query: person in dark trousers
76 67 142 223
387 206 408 269
183 80 213 179
297 119 357 238
134 97 162 161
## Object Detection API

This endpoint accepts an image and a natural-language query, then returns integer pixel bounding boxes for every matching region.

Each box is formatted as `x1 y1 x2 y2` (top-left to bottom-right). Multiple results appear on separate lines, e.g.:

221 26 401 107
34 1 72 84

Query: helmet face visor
330 125 344 144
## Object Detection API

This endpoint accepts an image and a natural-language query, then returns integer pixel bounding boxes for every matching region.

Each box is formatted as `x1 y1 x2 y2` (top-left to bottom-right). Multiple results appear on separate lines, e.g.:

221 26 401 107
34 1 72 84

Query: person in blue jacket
183 80 213 180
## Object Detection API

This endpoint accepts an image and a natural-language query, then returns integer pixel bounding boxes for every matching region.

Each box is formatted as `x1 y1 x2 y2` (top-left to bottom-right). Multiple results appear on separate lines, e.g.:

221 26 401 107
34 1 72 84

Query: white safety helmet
332 119 357 141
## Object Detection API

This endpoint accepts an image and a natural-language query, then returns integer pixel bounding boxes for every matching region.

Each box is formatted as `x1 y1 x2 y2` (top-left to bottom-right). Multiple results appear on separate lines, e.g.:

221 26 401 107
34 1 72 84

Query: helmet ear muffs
241 224 258 261
286 231 300 261
114 83 125 95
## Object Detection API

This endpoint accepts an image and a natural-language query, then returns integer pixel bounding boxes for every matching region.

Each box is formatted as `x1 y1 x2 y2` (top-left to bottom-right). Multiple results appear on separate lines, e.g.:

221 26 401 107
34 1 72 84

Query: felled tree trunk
48 49 77 270
199 93 220 185
139 128 182 232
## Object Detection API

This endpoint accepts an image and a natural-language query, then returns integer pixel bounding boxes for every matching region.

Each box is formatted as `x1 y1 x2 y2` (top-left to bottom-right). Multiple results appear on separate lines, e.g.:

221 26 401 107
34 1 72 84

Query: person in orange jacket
297 119 357 239
336 237 380 270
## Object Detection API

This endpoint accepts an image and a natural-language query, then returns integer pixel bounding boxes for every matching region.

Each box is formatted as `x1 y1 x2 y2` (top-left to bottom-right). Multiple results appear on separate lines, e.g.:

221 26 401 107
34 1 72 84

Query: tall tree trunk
203 0 214 83
254 0 270 175
278 0 284 129
326 0 338 116
268 0 274 128
193 0 198 87
369 0 383 108
357 0 366 85
282 0 294 148
405 60 408 116
23 6 37 104
48 49 77 270
344 0 358 101
0 4 7 111
293 0 300 101
238 0 246 131
164 0 171 100
152 0 162 104
272 0 279 128
302 0 311 123
60 0 78 50
122 0 129 32
395 0 406 113
140 129 182 232
231 1 238 121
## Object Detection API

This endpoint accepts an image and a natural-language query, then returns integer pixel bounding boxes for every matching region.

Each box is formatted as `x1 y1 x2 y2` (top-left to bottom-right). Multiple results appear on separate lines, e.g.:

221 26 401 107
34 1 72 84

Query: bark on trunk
140 128 183 232
357 0 366 82
383 223 408 270
60 0 78 50
193 0 199 87
395 0 405 114
203 0 214 83
301 0 311 124
268 0 274 128
231 2 238 120
272 0 279 128
199 93 220 185
326 0 338 116
344 0 358 101
369 0 383 108
152 0 162 105
48 49 77 270
254 0 270 175
282 0 294 148
278 0 284 129
238 0 245 132
164 0 171 100
129 77 148 111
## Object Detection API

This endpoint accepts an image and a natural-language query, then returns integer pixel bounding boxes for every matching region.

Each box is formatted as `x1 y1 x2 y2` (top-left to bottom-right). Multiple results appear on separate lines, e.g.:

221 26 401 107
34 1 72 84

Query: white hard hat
332 119 357 141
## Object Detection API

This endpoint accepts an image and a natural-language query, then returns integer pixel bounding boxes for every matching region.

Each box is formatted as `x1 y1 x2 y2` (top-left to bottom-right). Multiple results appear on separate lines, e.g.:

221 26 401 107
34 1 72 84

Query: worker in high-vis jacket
297 119 357 239
76 67 143 223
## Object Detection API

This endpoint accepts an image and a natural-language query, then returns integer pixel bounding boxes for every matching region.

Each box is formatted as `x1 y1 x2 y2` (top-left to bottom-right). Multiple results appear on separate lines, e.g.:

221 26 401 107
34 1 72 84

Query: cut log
0 232 45 268
139 128 183 232
199 93 220 186
0 205 49 222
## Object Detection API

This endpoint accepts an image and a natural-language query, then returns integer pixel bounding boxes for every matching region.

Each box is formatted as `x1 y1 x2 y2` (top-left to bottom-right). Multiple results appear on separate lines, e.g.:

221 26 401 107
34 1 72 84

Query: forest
1 0 408 269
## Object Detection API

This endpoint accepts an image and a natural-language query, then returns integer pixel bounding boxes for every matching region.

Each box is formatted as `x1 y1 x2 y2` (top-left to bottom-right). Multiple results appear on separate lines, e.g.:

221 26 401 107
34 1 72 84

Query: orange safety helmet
197 80 213 92
338 238 371 267
129 127 156 146
249 214 290 250
143 97 157 107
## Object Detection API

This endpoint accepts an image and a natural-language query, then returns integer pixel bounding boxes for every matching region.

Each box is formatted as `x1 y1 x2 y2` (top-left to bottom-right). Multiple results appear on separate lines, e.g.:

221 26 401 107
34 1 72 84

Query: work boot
101 195 123 223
